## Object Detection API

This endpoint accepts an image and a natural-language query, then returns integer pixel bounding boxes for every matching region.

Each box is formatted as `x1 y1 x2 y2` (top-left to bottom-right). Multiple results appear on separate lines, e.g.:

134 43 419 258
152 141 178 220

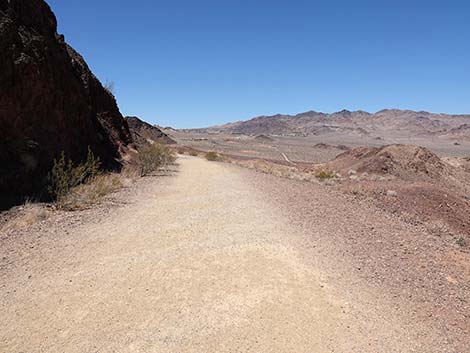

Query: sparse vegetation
0 201 50 234
189 150 199 157
177 148 186 155
46 147 125 210
41 143 177 210
314 169 336 181
139 143 176 176
48 147 100 202
59 174 123 210
103 79 115 95
205 151 220 161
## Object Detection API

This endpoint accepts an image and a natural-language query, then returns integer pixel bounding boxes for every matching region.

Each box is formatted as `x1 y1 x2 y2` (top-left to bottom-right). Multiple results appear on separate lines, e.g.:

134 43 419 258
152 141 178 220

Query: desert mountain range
195 109 470 140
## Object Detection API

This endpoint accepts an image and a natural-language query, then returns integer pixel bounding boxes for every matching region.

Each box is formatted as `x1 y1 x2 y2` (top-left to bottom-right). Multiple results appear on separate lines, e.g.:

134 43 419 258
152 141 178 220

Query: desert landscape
173 109 470 162
1 0 469 352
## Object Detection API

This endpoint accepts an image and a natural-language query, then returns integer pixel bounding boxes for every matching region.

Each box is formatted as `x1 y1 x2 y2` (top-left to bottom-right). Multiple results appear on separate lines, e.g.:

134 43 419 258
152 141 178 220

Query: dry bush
48 147 100 202
189 150 199 157
177 148 186 155
120 166 141 185
205 151 220 161
139 143 176 176
103 80 115 95
58 174 123 211
314 169 336 181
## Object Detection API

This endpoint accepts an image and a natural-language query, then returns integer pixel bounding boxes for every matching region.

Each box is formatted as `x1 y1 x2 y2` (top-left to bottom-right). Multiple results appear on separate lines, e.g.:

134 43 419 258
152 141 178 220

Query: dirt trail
1 157 434 352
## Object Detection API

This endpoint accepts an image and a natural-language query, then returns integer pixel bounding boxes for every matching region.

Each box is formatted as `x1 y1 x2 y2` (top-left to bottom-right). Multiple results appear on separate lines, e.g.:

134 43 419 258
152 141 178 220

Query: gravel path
0 156 453 352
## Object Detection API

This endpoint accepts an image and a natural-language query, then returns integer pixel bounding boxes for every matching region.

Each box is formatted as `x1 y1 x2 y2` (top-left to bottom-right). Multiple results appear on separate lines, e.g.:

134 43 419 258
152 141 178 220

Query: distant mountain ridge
191 109 470 139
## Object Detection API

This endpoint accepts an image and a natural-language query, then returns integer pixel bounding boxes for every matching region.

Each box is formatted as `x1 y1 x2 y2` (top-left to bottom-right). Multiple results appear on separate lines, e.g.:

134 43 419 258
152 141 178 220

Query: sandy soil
0 156 465 352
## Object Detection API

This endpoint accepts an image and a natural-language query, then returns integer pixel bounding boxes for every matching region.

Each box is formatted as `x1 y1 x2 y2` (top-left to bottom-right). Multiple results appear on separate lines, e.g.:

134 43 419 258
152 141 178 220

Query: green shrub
205 151 220 161
48 147 100 201
314 169 336 181
139 143 176 176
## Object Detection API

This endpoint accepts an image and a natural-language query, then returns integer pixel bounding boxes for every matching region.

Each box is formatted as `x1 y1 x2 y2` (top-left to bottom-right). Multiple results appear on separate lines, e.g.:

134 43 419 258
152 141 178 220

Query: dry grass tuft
205 151 221 161
229 158 318 183
58 174 124 211
139 143 176 176
1 202 50 234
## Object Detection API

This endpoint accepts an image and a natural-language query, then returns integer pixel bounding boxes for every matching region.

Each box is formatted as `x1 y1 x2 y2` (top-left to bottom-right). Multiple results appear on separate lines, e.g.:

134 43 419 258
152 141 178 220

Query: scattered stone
456 237 466 247
387 190 398 197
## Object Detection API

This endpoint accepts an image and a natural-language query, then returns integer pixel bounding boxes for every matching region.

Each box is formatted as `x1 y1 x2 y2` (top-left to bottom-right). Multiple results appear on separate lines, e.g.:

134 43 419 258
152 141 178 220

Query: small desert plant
103 80 115 95
205 151 220 161
189 150 199 157
60 174 123 210
139 143 176 176
48 147 100 202
177 148 186 155
314 169 336 181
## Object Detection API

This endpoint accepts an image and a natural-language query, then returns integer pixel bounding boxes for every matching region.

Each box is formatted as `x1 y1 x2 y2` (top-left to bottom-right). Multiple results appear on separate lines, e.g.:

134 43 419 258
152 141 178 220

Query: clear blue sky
48 0 470 128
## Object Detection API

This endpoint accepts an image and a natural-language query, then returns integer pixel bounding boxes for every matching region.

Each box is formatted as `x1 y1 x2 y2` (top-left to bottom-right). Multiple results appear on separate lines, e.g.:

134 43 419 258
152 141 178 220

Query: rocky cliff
126 116 176 146
0 0 132 208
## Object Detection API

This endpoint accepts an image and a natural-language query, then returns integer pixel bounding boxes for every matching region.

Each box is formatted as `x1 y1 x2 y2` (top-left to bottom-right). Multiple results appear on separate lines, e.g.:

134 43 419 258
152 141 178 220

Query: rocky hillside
320 144 470 242
198 109 470 139
0 0 132 208
126 116 175 146
326 144 447 181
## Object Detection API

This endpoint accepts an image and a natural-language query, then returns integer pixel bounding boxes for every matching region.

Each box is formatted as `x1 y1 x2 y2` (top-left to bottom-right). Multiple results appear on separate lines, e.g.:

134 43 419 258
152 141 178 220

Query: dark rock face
0 0 132 208
126 116 176 146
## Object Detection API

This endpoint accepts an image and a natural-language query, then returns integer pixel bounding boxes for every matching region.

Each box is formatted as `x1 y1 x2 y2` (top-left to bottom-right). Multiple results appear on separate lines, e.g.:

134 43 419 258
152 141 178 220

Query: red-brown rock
0 0 132 208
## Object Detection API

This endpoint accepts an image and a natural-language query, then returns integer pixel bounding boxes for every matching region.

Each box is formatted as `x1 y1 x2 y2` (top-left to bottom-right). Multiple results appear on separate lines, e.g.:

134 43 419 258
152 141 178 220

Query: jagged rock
0 0 132 208
125 116 176 146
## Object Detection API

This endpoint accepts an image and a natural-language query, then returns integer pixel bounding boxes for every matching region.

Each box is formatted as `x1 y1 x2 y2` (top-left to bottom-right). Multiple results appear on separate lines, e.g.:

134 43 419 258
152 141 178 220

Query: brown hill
0 0 132 208
126 116 176 146
446 124 470 140
327 145 447 180
321 144 470 241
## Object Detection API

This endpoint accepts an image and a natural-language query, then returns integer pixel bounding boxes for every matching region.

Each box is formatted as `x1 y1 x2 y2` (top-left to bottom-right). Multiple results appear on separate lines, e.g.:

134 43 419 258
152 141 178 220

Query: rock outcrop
126 116 175 146
0 0 132 208
326 145 448 180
